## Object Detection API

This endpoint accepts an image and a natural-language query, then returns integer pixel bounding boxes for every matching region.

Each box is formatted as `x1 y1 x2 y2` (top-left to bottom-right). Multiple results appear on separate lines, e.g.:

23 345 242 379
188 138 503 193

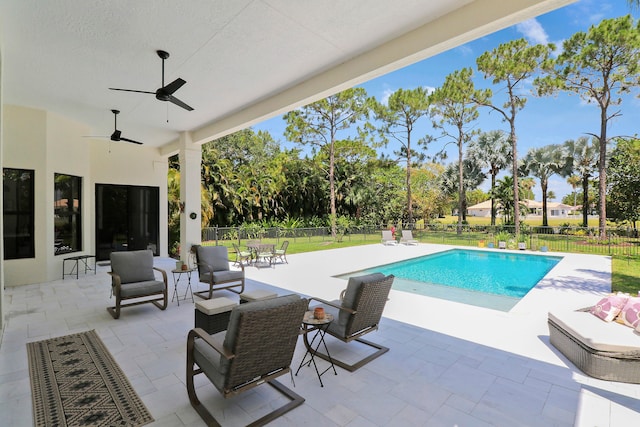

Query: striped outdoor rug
27 330 153 427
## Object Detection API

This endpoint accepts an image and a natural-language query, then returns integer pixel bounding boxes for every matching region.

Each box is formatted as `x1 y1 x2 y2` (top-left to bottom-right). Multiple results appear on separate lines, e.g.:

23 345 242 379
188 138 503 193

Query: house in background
467 199 576 219
466 199 494 217
0 0 577 332
524 200 575 218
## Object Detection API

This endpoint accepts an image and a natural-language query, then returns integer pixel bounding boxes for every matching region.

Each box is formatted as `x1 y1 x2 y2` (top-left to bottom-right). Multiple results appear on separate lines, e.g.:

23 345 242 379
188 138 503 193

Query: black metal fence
202 224 639 257
202 225 381 244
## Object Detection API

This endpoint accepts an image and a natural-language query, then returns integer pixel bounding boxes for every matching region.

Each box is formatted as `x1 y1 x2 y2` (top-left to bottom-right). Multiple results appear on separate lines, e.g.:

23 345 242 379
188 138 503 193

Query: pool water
337 249 562 311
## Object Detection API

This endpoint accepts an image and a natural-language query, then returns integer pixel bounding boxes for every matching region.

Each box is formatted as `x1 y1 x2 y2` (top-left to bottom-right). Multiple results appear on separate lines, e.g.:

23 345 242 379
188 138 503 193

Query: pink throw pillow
590 294 628 322
618 297 640 328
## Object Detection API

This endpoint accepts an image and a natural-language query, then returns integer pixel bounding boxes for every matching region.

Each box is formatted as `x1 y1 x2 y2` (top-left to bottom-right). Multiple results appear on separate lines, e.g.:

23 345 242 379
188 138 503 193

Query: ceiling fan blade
119 137 143 145
162 78 186 95
109 88 155 95
168 95 194 111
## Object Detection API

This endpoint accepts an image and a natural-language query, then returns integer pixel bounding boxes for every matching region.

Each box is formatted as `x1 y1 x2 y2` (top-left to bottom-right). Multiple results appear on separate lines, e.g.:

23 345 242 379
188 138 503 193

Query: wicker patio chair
307 272 394 371
187 294 307 426
193 245 245 300
107 249 168 319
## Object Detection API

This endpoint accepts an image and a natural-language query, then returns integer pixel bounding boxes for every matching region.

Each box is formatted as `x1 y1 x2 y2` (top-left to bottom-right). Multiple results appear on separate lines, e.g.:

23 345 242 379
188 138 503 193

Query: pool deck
1 243 639 426
244 243 640 425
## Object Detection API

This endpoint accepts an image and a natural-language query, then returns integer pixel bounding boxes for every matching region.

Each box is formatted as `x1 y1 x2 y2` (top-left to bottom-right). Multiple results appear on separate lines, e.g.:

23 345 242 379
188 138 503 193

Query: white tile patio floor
1 243 639 426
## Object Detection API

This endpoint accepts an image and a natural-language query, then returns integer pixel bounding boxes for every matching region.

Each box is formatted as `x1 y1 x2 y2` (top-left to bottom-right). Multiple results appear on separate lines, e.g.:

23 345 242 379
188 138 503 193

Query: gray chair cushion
320 300 344 336
110 250 155 284
199 270 243 284
193 331 227 390
197 246 230 273
119 280 166 298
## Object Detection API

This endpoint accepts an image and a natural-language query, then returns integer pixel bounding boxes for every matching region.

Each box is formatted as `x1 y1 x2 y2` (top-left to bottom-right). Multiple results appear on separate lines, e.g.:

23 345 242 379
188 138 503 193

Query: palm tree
566 175 581 208
493 175 528 226
440 158 486 222
468 130 511 226
563 137 599 227
519 177 536 201
523 144 568 227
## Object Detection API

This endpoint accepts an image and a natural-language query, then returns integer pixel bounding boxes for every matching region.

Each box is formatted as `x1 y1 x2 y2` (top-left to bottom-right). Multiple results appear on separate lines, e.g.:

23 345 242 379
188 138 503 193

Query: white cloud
380 88 394 105
456 45 473 57
516 19 550 45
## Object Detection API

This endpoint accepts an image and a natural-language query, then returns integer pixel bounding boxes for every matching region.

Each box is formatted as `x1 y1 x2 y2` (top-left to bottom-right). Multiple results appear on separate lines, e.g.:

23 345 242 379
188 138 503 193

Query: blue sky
253 0 639 202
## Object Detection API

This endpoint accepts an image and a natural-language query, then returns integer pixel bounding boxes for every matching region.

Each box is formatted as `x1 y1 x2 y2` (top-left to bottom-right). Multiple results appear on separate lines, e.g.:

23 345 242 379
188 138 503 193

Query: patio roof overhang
0 0 576 152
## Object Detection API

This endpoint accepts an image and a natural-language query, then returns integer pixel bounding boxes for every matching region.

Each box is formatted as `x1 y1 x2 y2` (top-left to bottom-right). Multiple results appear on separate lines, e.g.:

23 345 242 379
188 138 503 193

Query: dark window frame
3 168 35 259
54 173 82 255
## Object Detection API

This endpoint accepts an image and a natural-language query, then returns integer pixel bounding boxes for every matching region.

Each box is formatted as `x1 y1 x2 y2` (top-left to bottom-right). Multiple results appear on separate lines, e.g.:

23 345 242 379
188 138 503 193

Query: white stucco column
178 132 202 265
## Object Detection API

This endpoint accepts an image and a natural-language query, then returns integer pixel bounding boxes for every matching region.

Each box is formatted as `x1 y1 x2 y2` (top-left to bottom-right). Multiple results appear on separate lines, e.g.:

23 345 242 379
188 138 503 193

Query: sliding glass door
95 184 159 261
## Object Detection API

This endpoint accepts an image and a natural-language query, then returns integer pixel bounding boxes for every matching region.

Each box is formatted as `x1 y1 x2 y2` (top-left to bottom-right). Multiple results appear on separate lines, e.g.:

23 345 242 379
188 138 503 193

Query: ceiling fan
109 50 194 111
108 109 142 144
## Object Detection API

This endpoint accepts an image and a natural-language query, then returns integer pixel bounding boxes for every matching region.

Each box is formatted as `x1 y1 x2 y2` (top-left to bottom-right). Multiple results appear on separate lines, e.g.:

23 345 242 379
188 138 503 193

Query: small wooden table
62 255 96 279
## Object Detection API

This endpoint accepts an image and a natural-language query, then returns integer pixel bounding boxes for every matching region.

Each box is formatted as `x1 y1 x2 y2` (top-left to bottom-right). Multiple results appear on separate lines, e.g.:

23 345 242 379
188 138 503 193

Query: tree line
168 15 640 246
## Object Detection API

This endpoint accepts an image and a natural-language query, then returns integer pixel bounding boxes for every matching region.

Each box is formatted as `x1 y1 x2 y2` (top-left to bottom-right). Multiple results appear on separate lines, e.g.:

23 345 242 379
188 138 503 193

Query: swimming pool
336 249 562 311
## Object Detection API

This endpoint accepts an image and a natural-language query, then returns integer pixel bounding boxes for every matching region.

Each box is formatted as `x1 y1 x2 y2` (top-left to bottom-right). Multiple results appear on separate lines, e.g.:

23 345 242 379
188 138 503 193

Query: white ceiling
0 0 575 151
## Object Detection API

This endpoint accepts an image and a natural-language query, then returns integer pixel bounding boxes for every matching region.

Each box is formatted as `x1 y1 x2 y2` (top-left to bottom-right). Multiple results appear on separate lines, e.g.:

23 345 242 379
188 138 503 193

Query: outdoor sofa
548 304 640 384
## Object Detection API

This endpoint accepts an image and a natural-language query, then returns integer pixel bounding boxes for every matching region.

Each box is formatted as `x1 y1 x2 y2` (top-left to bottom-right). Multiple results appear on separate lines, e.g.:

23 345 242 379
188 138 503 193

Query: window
3 168 35 259
55 174 82 254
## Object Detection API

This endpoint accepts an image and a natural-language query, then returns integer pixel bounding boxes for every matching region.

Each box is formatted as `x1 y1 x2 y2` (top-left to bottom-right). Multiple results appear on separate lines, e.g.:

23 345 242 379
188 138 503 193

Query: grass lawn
612 255 640 295
436 215 601 227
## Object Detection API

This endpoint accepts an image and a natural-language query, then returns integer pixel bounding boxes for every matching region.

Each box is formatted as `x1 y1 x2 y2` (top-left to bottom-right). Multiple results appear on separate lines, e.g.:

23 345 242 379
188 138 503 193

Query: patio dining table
246 241 274 267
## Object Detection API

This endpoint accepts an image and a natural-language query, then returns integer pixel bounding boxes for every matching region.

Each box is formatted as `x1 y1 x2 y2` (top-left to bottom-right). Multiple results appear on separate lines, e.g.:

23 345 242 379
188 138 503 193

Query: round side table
295 310 338 387
171 268 196 305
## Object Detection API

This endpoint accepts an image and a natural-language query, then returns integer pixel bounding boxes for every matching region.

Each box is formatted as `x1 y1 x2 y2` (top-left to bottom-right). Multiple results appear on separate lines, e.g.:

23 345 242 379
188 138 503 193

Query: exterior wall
3 106 48 285
2 105 168 286
468 209 490 217
0 52 4 330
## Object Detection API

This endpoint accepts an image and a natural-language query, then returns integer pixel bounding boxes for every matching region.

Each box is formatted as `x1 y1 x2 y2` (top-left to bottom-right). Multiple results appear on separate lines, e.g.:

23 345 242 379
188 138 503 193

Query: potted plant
495 231 511 249
517 234 527 250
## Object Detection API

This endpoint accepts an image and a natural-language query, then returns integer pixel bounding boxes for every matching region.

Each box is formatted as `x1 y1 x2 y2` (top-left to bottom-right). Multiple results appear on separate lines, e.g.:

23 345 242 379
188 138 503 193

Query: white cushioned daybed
548 300 640 384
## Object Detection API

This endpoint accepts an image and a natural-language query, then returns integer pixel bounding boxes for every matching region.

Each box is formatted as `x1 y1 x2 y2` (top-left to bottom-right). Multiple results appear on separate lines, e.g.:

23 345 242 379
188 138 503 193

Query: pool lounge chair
400 230 419 245
381 230 397 245
548 307 640 384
